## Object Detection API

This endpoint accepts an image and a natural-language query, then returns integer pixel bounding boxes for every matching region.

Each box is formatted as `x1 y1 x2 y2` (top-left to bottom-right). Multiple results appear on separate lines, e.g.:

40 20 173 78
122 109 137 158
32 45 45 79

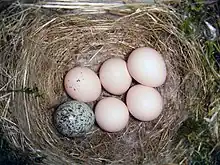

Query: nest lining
0 4 207 165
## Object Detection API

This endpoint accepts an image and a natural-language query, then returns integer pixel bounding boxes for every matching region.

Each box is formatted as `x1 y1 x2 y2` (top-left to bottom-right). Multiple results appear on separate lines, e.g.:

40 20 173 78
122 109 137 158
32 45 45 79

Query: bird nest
0 3 208 165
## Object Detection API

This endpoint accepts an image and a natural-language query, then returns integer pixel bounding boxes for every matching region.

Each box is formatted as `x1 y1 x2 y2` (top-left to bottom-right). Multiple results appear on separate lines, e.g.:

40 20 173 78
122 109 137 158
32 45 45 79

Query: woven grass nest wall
0 3 209 165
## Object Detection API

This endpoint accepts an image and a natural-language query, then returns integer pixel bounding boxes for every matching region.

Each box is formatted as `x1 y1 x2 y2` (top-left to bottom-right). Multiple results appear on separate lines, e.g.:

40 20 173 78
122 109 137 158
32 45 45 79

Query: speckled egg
64 67 101 102
53 101 95 137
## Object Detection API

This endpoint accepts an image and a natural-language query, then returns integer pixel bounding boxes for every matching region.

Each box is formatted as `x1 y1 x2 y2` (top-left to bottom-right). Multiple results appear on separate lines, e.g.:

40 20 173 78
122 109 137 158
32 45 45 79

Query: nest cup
0 4 206 165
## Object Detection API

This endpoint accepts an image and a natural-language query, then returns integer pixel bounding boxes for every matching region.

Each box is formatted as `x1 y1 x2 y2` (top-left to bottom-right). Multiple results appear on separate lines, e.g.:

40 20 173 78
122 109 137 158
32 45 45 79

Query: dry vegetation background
0 0 219 165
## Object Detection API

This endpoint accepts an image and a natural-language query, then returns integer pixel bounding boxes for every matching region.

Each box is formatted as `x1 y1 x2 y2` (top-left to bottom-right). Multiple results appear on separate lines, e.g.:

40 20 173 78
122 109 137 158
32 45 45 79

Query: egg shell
127 47 167 87
126 85 163 121
64 67 101 102
99 58 132 95
53 101 95 137
95 97 129 132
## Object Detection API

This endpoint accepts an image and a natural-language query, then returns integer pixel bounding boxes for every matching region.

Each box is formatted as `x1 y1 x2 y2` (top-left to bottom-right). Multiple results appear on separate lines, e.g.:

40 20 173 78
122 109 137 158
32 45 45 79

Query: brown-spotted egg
64 67 101 102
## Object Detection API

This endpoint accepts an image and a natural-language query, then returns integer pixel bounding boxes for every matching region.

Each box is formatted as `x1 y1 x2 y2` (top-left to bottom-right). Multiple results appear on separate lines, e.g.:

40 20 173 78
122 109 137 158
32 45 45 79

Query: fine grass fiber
0 2 218 165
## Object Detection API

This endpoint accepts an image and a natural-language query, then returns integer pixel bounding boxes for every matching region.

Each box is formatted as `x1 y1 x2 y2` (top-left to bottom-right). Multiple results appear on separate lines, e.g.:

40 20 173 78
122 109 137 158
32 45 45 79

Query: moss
176 117 215 164
180 0 219 40
175 1 220 164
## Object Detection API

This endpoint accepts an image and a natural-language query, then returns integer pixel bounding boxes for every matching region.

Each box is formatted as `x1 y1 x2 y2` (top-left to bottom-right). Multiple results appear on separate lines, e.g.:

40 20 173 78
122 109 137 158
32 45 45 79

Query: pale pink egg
126 85 163 121
127 47 167 87
99 58 132 95
95 97 129 132
64 67 101 102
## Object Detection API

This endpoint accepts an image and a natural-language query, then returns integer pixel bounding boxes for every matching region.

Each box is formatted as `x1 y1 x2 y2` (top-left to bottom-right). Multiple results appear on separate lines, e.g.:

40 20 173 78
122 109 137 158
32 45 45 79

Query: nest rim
0 4 212 165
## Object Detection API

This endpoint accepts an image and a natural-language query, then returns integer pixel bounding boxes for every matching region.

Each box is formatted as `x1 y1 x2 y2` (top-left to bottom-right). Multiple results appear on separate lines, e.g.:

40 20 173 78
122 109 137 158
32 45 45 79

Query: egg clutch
53 47 167 137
